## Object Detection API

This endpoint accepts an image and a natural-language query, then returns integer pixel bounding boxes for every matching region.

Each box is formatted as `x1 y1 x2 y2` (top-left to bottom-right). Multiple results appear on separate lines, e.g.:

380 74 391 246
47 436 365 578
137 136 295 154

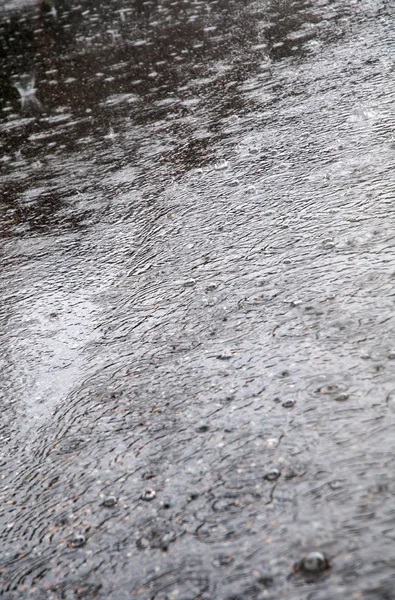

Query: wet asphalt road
1 0 395 598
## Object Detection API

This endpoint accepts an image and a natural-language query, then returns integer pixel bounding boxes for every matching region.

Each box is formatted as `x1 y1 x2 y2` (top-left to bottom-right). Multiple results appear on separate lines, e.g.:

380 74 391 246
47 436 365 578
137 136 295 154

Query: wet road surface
1 0 395 598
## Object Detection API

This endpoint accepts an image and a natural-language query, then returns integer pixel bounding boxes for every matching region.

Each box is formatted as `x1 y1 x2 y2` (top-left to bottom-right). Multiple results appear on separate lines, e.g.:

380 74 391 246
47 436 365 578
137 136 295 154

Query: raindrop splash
14 74 43 113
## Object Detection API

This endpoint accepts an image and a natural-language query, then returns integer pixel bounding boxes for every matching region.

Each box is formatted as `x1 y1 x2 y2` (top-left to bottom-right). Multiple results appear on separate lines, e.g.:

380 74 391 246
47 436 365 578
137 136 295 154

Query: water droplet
300 551 330 573
69 534 86 548
264 468 281 481
282 399 295 408
102 496 117 507
141 488 156 501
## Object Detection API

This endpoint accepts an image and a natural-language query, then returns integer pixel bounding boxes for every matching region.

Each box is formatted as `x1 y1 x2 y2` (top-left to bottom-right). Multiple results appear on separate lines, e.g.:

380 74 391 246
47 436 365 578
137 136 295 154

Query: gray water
1 0 395 598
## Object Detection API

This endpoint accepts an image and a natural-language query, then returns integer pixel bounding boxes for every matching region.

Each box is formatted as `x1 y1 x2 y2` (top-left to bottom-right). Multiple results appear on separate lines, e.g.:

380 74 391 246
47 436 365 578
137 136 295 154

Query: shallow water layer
1 0 395 598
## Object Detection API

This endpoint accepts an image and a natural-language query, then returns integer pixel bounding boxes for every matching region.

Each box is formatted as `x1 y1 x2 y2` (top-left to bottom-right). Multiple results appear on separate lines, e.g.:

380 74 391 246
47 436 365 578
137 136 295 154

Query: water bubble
255 574 274 587
186 492 199 504
322 239 336 250
68 534 86 548
206 282 218 291
136 536 149 550
102 496 117 507
266 438 279 448
184 278 196 287
299 551 330 573
282 399 296 408
141 488 156 501
213 553 234 567
329 480 343 490
228 115 239 125
197 424 210 433
315 382 347 396
334 393 349 402
388 351 395 360
264 468 281 481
